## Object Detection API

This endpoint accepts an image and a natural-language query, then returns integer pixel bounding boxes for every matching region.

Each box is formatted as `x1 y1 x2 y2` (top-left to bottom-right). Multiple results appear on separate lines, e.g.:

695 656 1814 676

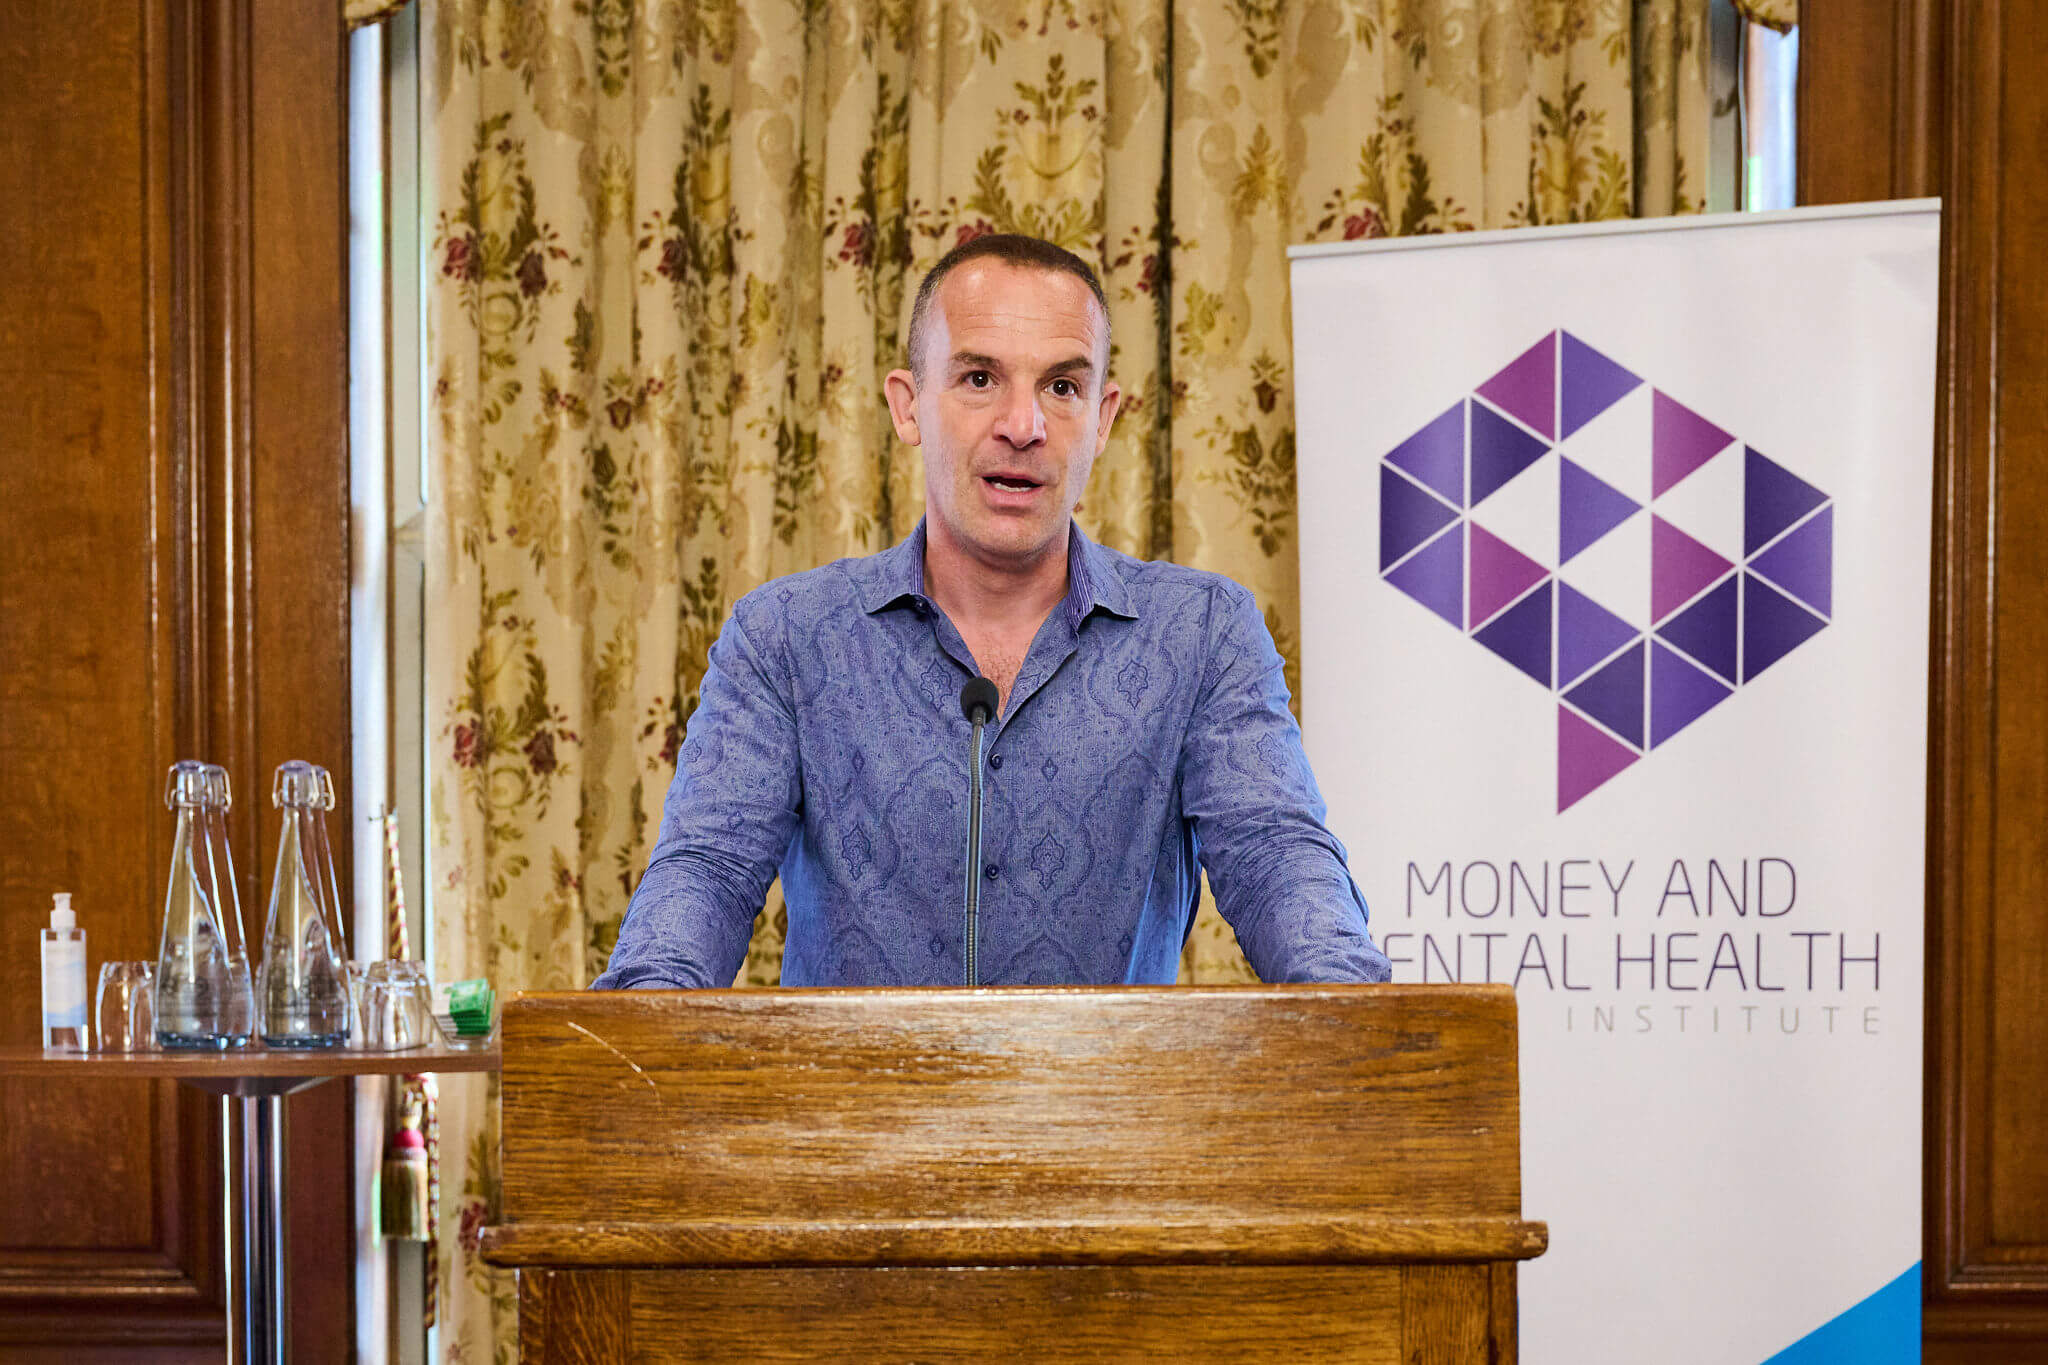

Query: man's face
885 261 1122 571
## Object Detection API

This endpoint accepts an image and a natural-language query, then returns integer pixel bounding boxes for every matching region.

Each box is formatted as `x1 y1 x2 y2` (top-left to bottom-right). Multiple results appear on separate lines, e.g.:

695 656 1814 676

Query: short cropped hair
906 233 1110 380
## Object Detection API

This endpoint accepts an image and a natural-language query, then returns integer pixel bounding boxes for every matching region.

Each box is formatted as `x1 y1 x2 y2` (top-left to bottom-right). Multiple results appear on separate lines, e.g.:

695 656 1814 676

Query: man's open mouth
983 474 1041 492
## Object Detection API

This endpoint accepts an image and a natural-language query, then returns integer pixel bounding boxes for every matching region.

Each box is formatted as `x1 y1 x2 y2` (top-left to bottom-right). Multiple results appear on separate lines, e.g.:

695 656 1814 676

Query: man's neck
922 518 1072 642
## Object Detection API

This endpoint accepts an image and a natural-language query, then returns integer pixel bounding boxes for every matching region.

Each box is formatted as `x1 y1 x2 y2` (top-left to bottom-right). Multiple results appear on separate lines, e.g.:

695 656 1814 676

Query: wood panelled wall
0 1 353 1357
1803 2 2048 1360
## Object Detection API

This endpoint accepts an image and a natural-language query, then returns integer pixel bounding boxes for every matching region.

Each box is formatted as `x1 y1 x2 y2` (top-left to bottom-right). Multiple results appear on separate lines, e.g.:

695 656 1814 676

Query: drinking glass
96 961 158 1052
342 961 375 1049
362 959 431 1050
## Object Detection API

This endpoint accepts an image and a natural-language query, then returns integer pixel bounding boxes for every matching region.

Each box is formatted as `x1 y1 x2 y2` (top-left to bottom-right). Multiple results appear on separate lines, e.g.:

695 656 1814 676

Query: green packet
447 978 492 1011
444 982 495 1023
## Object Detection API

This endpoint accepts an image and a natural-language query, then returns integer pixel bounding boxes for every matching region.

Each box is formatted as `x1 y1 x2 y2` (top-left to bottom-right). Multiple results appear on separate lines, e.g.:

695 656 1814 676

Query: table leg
223 1096 243 1364
234 1093 291 1364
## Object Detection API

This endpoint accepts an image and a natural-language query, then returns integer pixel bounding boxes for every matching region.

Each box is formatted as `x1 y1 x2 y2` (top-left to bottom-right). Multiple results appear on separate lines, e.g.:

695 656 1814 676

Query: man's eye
1050 378 1077 398
964 371 992 388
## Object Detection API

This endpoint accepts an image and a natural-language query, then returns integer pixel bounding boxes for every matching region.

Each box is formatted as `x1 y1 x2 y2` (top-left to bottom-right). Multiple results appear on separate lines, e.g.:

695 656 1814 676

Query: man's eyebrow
943 351 1100 382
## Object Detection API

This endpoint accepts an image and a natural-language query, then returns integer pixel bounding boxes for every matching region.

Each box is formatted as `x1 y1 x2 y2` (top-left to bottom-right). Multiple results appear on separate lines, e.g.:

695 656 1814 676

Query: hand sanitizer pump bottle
258 761 351 1047
155 760 255 1049
40 892 87 1051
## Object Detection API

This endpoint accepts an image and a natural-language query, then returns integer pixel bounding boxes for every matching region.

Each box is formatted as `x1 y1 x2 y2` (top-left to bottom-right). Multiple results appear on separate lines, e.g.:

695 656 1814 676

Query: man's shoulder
1089 542 1259 617
729 548 897 627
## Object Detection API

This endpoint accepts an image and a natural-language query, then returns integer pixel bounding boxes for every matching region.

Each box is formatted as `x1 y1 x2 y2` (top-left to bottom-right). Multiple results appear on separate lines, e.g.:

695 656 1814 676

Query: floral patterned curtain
420 0 1707 1352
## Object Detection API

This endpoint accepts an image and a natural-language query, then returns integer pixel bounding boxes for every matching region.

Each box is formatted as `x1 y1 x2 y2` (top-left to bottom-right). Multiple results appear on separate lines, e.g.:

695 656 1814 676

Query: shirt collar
855 518 1138 627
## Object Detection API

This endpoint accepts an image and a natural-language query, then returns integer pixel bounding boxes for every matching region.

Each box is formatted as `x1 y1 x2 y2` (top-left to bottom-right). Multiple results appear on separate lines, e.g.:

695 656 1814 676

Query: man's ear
1093 380 1123 456
884 368 922 446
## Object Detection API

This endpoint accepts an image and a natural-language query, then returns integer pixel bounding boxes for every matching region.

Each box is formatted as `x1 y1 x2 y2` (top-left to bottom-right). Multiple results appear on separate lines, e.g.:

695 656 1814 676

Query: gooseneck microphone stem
959 677 1000 987
964 715 985 986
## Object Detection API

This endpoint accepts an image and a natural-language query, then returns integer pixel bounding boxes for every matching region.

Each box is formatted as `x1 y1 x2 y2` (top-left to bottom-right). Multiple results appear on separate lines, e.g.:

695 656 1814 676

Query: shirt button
989 753 1004 771
984 864 1000 881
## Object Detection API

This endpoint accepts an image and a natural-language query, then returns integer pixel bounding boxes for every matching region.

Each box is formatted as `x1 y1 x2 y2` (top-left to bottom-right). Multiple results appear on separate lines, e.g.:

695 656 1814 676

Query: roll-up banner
1290 202 1939 1365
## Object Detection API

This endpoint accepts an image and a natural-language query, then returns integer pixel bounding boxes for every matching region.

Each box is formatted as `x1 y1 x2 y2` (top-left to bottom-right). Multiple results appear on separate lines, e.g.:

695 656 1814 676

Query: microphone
959 677 998 726
958 678 999 986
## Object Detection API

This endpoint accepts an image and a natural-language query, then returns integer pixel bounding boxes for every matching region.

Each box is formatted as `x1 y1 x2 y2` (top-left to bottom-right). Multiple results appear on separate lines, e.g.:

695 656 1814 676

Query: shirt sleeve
1177 582 1392 984
589 600 803 989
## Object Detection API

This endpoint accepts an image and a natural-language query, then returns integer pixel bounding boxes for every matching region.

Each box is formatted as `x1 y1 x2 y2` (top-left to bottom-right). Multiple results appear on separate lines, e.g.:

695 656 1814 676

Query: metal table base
0 1042 497 1362
191 1073 341 1365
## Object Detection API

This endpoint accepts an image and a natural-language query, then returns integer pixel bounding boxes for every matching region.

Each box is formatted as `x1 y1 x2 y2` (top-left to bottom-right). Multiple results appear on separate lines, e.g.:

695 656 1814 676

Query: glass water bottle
258 761 352 1047
155 761 255 1048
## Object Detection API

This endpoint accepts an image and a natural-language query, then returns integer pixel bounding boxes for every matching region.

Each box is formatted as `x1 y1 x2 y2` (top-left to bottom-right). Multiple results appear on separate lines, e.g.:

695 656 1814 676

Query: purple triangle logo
1651 516 1734 624
1560 333 1642 439
1745 447 1829 556
1560 458 1640 563
1469 524 1548 630
1750 505 1832 617
1385 401 1466 507
1475 580 1553 688
1381 465 1460 571
1564 639 1646 748
1558 705 1639 812
1558 584 1637 689
1470 401 1551 506
1656 575 1739 685
1650 640 1732 748
1651 391 1735 498
1476 332 1557 440
1386 522 1464 629
1377 331 1834 810
1743 571 1828 683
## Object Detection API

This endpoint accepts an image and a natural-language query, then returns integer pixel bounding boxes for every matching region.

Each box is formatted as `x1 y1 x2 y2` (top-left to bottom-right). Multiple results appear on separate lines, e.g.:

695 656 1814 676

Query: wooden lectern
483 984 1546 1362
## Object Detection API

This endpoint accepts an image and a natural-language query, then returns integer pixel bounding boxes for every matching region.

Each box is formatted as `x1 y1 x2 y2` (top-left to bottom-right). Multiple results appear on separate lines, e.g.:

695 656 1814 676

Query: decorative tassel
375 807 442 1318
419 1070 440 1326
380 1091 431 1240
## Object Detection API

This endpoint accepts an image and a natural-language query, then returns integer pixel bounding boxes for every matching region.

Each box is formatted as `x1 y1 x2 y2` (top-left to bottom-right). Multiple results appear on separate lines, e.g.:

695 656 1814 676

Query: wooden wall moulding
1796 0 1945 205
1803 0 2048 1357
0 2 222 1349
0 0 354 1356
1929 0 2048 1331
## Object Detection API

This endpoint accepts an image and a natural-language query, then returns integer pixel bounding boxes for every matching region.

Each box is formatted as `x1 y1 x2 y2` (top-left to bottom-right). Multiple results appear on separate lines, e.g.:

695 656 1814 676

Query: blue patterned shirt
592 521 1390 989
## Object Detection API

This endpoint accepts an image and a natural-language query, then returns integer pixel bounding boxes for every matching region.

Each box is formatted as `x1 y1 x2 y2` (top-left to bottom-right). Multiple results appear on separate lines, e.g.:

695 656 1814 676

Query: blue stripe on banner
1761 1264 1921 1365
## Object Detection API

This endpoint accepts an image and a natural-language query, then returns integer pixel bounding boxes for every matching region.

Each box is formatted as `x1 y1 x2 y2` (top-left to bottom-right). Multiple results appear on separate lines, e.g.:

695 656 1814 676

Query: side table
0 1042 499 1363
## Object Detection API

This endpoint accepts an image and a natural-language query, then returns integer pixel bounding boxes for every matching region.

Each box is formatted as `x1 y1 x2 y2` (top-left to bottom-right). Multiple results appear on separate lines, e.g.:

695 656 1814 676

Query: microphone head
960 677 999 724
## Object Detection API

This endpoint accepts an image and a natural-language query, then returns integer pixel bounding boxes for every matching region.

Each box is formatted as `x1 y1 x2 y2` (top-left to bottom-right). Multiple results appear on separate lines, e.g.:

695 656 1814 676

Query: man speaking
593 234 1389 989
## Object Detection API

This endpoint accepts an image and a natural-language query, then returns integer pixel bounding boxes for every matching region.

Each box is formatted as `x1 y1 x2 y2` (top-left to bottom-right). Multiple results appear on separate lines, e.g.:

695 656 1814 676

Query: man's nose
992 385 1045 448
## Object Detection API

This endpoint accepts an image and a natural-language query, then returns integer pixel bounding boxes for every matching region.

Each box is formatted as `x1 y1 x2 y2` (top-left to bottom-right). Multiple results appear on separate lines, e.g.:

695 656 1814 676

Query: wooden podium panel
485 985 1543 1361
